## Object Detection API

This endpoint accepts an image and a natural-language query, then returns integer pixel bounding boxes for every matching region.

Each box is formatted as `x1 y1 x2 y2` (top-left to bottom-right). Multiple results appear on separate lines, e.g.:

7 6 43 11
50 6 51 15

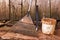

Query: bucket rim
41 18 56 25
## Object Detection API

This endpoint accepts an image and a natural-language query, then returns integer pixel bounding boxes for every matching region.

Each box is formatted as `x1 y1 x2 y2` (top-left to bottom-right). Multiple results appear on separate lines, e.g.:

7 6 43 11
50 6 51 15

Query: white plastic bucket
41 18 56 34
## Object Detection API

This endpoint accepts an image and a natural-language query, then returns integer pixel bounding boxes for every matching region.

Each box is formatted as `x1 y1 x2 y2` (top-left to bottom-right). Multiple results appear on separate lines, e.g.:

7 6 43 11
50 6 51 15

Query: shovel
35 5 39 31
35 0 39 31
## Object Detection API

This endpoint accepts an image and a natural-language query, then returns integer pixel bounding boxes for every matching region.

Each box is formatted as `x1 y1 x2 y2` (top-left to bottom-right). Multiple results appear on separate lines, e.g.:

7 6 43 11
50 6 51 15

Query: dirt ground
0 21 60 40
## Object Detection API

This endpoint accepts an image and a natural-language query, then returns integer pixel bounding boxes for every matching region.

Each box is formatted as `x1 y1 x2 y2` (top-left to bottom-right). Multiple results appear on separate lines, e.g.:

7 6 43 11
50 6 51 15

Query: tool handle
36 5 39 31
28 0 32 11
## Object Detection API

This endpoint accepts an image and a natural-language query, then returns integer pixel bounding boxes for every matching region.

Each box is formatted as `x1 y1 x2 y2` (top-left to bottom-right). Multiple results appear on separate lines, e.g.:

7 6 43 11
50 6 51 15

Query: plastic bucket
41 18 56 34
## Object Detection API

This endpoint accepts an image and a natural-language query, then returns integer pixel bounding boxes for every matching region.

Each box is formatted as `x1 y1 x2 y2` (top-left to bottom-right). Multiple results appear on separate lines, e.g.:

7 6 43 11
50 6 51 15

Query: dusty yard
0 21 60 40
